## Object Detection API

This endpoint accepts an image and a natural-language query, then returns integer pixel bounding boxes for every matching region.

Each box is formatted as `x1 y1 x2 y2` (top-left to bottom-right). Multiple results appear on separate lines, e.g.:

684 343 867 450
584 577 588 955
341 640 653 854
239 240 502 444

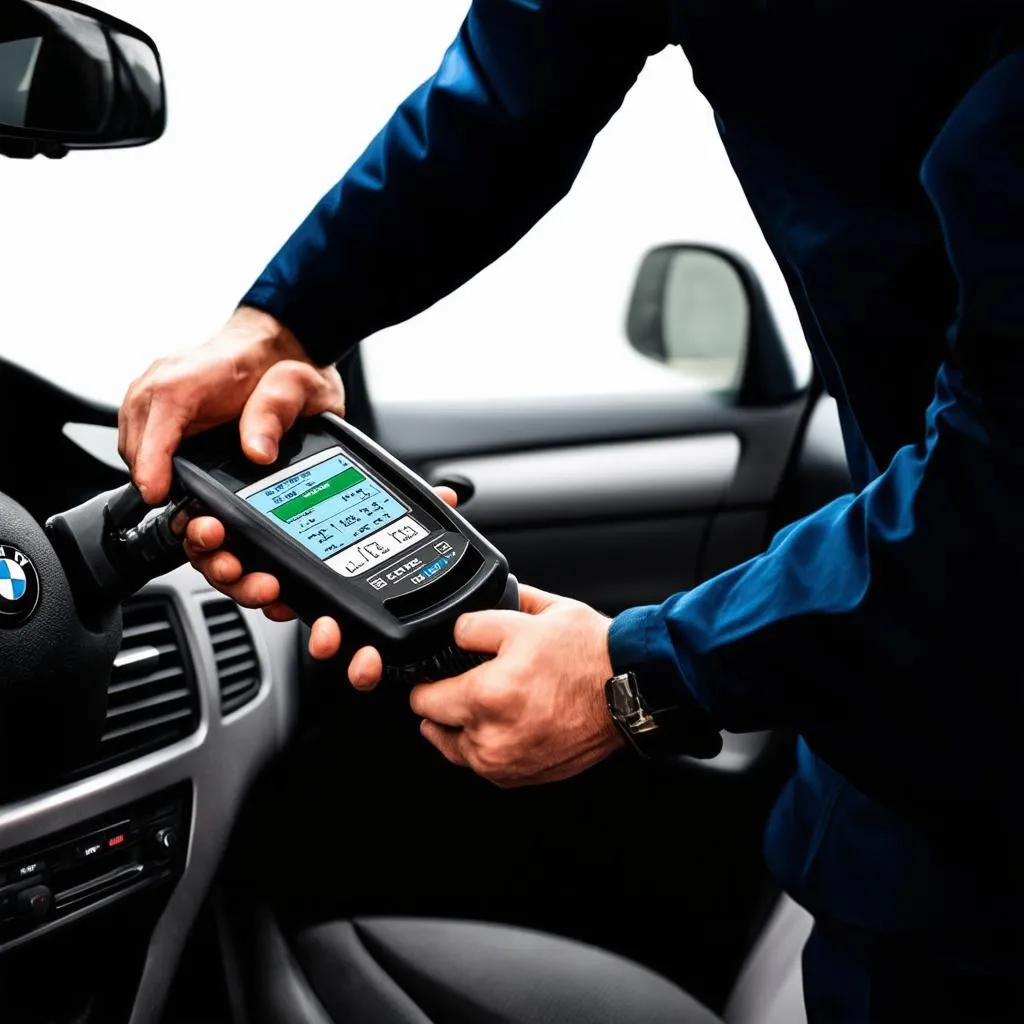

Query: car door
236 243 851 1015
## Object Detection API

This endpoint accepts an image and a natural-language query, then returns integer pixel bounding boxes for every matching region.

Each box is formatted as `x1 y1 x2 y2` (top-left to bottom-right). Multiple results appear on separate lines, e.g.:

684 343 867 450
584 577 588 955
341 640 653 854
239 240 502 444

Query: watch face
605 673 640 720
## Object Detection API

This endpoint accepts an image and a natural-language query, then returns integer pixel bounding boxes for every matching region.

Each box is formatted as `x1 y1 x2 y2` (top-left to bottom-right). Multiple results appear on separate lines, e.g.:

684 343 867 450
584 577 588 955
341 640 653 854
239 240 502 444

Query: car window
0 0 809 407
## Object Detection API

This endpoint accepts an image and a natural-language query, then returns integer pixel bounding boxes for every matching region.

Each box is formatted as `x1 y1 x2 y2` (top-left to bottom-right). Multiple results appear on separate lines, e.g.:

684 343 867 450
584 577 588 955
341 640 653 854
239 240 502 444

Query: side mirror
626 244 798 405
0 0 165 158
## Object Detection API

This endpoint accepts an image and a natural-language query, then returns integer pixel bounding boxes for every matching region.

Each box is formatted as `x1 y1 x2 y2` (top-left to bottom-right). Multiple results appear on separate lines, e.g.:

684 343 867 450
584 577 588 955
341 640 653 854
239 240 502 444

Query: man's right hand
118 305 345 506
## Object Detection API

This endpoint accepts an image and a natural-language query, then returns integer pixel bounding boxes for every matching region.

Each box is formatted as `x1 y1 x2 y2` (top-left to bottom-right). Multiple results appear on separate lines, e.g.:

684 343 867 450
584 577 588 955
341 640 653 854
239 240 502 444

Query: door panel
490 517 711 613
380 393 806 613
426 435 739 528
376 392 803 473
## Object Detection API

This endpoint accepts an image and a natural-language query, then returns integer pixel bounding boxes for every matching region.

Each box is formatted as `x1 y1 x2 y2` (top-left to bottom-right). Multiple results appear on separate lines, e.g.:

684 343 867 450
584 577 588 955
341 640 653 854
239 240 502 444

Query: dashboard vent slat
212 625 250 646
203 601 261 716
220 679 257 703
104 687 193 721
121 619 174 643
102 706 194 743
107 664 186 697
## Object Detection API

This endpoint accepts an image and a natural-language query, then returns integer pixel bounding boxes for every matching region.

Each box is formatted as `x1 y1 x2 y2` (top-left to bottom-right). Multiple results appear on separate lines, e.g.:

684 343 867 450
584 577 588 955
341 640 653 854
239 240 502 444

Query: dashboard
0 562 301 1023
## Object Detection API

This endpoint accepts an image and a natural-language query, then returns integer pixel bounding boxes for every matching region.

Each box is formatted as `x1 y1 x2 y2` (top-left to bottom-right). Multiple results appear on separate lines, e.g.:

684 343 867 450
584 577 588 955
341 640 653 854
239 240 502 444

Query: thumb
238 361 344 464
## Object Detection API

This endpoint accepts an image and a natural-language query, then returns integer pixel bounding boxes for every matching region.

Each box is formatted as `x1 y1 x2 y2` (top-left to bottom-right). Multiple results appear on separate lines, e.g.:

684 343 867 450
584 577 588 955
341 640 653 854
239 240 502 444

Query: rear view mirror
0 0 165 157
626 244 797 405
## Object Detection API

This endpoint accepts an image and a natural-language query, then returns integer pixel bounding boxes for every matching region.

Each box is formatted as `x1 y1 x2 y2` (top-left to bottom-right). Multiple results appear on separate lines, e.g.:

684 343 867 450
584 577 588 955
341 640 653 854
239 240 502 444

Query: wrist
230 305 312 371
596 614 615 681
605 607 722 760
594 616 624 752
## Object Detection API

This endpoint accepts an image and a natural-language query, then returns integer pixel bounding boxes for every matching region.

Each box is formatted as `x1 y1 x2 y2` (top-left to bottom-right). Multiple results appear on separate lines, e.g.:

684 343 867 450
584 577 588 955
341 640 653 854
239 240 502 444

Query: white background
0 0 808 407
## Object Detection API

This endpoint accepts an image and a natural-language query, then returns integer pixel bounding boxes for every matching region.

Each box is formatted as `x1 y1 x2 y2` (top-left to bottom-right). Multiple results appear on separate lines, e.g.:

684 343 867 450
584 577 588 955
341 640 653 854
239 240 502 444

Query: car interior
0 4 854 1023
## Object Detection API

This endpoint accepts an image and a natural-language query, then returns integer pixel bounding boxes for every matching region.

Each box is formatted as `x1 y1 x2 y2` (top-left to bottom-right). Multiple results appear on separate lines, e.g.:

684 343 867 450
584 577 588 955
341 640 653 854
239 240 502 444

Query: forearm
242 0 668 363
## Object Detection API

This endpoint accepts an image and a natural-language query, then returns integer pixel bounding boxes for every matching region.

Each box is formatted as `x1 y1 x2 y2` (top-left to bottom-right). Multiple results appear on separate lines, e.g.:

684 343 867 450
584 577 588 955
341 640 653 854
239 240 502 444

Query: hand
409 585 623 788
181 486 461 642
119 306 344 505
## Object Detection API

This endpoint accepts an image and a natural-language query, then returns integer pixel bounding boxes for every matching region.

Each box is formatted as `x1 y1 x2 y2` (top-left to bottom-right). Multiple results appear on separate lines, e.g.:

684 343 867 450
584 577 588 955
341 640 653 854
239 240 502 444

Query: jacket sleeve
241 0 669 364
609 51 1024 835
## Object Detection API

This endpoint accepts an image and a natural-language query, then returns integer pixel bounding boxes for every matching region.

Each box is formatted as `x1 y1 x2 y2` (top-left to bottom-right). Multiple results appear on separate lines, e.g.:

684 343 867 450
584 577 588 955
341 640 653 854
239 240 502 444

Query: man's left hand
409 585 625 788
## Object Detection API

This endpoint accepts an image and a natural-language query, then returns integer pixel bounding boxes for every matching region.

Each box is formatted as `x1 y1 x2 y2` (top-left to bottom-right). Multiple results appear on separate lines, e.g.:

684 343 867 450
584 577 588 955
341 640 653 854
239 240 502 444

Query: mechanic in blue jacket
120 2 1022 1020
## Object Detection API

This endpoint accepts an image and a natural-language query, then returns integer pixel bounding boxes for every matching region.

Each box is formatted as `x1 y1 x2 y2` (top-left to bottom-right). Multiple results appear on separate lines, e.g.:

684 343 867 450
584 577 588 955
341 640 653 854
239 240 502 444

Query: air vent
17 598 199 798
54 598 201 787
203 600 261 715
99 598 200 764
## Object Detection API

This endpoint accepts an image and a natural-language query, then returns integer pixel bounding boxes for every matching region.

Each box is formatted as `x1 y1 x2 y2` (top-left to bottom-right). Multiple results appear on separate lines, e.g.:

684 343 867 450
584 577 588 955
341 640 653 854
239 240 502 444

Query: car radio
0 786 189 952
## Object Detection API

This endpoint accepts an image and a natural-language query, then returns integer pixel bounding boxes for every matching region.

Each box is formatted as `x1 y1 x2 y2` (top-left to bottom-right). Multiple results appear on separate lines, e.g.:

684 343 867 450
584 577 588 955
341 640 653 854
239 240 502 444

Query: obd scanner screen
238 447 429 578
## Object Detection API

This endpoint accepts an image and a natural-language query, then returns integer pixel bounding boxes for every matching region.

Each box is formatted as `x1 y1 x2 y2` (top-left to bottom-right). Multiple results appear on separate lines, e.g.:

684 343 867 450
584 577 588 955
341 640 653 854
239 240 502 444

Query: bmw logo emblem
0 544 40 627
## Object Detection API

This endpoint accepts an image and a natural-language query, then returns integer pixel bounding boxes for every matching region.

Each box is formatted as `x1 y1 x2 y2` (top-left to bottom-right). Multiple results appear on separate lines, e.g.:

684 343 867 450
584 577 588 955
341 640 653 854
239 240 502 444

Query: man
120 2 1022 1020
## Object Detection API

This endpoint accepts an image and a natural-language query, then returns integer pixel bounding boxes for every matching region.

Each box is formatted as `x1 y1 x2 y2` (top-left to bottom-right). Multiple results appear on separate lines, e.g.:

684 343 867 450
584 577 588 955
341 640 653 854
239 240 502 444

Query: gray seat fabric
286 896 813 1024
724 894 813 1024
294 917 724 1024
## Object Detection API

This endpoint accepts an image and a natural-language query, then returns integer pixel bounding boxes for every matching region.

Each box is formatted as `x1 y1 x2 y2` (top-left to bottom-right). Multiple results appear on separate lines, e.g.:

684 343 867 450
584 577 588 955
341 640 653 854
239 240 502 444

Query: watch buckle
628 710 659 734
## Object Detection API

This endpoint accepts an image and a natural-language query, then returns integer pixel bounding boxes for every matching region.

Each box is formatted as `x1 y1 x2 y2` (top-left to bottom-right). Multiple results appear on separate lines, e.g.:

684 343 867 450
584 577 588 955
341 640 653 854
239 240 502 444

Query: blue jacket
243 1 1023 959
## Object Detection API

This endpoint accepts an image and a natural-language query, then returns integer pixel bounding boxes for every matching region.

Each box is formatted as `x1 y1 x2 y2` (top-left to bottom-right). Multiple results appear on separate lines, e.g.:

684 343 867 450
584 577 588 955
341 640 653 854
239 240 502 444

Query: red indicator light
107 833 126 848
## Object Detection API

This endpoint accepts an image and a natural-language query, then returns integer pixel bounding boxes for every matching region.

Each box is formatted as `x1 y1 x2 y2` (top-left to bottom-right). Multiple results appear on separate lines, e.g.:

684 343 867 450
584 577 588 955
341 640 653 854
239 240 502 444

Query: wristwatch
604 671 723 761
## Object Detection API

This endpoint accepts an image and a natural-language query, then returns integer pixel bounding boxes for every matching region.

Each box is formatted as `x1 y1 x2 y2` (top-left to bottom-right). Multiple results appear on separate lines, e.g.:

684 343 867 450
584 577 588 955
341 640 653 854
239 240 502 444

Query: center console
0 786 194 1023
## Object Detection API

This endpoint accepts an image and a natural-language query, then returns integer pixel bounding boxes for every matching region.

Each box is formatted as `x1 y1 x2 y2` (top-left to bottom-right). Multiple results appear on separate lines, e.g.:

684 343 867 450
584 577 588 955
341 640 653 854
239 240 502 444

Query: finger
453 610 524 654
420 719 469 768
349 646 383 691
133 396 192 504
309 617 342 661
434 486 458 508
186 549 244 586
185 516 226 553
183 546 227 582
409 675 475 727
205 572 281 609
238 361 344 465
262 602 297 623
518 584 560 615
